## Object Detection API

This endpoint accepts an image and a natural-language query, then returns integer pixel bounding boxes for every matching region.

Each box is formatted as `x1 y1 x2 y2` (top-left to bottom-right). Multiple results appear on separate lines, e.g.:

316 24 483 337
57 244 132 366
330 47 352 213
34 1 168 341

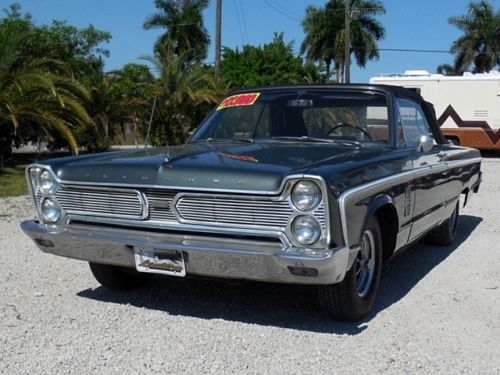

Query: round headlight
39 170 57 193
291 181 321 211
41 198 61 223
291 215 321 245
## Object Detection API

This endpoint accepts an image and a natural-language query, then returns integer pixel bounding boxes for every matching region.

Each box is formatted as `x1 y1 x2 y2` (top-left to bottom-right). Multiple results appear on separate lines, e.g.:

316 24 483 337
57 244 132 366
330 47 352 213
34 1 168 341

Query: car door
396 98 449 241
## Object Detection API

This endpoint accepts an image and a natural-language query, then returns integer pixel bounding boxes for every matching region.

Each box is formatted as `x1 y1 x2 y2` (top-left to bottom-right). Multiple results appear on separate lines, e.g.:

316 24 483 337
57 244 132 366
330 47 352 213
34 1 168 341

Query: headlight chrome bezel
27 166 62 224
286 177 328 249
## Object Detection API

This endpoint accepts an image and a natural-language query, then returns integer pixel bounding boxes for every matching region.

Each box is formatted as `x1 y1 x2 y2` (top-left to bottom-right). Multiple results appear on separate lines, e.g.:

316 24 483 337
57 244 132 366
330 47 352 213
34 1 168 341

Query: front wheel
89 262 152 291
318 216 383 321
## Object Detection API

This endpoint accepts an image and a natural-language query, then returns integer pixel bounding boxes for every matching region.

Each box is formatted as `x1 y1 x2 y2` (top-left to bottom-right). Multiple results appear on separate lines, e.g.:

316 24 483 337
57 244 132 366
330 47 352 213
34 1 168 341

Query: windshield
190 90 390 146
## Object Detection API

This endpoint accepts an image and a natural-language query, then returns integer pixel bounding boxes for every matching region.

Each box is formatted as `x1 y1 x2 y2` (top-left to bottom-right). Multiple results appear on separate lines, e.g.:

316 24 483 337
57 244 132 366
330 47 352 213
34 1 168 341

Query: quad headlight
28 167 62 224
39 169 57 193
291 181 321 211
40 198 62 223
291 215 321 245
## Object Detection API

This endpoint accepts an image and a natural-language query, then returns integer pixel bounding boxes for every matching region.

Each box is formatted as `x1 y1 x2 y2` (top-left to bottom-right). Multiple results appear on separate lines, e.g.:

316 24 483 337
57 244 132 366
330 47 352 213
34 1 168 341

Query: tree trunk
336 64 343 83
98 114 110 140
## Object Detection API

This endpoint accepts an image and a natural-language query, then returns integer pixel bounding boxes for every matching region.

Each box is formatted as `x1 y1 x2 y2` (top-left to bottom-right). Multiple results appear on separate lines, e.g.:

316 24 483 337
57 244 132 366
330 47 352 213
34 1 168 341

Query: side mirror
418 134 434 152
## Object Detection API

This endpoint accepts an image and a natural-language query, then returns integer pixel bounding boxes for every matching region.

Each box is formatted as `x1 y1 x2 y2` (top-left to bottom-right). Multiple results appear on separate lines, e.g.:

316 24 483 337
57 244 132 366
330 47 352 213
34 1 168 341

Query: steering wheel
327 123 373 141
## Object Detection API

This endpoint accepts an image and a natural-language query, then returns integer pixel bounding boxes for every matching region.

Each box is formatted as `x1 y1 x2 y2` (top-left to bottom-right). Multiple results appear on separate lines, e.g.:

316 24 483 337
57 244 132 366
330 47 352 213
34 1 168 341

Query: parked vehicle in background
21 84 482 321
370 70 500 150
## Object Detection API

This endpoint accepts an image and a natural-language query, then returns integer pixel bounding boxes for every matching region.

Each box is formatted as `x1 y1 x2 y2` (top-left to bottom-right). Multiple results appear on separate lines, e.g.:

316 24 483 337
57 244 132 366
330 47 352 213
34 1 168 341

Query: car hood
46 142 381 192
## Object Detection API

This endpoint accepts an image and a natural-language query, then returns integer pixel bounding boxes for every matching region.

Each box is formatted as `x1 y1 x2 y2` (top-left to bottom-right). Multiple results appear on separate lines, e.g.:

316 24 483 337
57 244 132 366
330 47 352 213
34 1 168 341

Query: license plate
134 248 186 277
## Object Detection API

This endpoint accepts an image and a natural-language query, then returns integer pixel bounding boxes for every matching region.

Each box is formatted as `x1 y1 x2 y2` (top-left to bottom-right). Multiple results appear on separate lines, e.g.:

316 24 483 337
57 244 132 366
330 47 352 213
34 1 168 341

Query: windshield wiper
271 136 361 148
190 138 254 144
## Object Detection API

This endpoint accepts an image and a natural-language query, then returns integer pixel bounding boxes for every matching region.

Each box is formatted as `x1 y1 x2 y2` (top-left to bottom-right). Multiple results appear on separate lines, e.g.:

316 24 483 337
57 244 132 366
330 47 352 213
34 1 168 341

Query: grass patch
0 165 28 197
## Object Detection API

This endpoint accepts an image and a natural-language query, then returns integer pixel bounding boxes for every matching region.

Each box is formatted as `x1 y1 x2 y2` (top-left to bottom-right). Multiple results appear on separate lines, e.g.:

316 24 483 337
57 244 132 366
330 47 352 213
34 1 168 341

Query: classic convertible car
21 84 482 321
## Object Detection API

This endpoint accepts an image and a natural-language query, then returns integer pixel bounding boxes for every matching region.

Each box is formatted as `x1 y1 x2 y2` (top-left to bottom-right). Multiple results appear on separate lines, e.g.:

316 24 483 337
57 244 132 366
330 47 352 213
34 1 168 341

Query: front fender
361 194 394 236
346 193 395 268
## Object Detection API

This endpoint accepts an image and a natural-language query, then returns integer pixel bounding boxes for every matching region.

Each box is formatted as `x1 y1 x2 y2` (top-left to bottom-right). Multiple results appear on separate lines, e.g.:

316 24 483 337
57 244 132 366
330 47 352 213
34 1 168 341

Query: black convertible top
228 83 425 103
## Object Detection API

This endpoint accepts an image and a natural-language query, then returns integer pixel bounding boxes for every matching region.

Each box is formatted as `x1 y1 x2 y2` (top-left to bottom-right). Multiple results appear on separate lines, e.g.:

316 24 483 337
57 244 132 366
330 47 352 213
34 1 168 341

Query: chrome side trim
338 156 482 247
446 157 482 168
339 169 414 247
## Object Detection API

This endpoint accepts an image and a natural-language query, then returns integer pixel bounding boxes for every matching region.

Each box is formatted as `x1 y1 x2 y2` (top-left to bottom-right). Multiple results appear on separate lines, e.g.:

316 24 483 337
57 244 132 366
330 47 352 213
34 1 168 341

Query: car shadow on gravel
364 214 482 323
77 214 482 335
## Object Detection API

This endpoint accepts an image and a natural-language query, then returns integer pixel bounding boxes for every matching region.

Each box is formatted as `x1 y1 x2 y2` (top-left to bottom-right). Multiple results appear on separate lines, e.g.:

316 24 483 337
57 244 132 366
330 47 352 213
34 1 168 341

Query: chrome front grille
314 204 326 230
176 195 293 228
55 185 145 219
35 187 42 205
51 185 326 231
143 189 176 221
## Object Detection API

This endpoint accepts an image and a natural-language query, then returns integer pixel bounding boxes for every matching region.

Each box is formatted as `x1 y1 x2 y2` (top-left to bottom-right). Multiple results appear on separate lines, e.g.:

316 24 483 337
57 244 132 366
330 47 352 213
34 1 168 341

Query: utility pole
344 0 351 83
215 0 222 80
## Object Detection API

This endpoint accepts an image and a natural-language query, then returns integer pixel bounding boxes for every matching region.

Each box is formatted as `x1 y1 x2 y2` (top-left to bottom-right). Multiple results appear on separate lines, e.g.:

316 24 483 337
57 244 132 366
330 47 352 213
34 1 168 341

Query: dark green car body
21 84 482 320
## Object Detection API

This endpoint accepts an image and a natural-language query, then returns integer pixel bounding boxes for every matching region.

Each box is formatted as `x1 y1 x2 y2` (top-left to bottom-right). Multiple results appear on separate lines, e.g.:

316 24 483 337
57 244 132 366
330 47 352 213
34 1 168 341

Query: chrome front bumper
21 220 352 285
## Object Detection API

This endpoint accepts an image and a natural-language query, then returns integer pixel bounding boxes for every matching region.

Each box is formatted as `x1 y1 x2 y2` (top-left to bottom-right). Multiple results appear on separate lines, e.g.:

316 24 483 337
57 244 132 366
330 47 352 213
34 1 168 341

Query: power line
379 48 452 54
267 0 303 19
380 48 500 55
233 0 246 45
263 0 301 22
237 0 249 44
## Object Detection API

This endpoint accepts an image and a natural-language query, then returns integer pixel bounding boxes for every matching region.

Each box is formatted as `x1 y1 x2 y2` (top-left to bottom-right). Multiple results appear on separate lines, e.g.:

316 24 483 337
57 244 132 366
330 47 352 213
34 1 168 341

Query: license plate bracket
134 248 186 277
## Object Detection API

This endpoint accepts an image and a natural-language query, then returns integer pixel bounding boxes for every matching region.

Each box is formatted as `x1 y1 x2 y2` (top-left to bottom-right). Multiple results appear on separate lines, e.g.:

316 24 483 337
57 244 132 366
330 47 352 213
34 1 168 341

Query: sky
6 0 500 83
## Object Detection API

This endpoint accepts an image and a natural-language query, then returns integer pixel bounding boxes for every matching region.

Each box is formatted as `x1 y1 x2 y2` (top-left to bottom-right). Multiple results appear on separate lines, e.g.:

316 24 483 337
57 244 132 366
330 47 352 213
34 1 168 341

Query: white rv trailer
370 70 500 150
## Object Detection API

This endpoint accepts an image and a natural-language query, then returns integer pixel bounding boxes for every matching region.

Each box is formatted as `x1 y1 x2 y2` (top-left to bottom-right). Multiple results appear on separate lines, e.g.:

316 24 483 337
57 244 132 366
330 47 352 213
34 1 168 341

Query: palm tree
436 63 462 76
141 42 220 145
0 26 91 157
448 0 500 73
301 0 385 82
144 0 210 63
301 4 343 80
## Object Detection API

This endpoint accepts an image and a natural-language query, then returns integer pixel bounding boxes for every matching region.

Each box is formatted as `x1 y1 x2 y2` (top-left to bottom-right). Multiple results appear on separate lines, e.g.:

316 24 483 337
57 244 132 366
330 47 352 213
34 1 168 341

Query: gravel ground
1 159 499 374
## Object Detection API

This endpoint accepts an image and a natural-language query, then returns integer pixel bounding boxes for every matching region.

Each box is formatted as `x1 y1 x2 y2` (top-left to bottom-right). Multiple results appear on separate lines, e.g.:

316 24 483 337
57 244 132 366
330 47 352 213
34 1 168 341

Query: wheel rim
355 229 376 298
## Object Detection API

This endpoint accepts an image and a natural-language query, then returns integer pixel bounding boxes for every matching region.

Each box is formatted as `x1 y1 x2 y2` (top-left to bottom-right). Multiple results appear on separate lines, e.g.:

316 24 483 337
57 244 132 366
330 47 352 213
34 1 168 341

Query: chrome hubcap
355 229 376 298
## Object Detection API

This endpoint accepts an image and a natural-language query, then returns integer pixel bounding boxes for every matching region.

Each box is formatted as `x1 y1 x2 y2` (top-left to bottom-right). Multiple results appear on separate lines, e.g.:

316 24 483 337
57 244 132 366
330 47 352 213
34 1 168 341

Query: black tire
318 216 383 322
428 201 460 246
89 262 152 291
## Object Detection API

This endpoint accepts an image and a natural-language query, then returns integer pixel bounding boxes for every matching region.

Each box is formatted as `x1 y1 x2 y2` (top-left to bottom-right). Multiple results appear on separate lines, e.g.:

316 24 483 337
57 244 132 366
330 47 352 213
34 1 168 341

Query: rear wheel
428 201 460 246
318 216 383 321
89 262 152 290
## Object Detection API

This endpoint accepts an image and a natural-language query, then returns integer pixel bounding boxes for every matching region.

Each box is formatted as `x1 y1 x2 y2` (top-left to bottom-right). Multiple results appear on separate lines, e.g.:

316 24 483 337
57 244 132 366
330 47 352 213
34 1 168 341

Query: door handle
436 151 447 161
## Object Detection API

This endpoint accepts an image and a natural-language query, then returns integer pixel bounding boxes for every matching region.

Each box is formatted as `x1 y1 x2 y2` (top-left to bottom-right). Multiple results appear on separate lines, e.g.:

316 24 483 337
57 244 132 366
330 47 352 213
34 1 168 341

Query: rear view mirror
418 134 434 152
287 99 313 108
